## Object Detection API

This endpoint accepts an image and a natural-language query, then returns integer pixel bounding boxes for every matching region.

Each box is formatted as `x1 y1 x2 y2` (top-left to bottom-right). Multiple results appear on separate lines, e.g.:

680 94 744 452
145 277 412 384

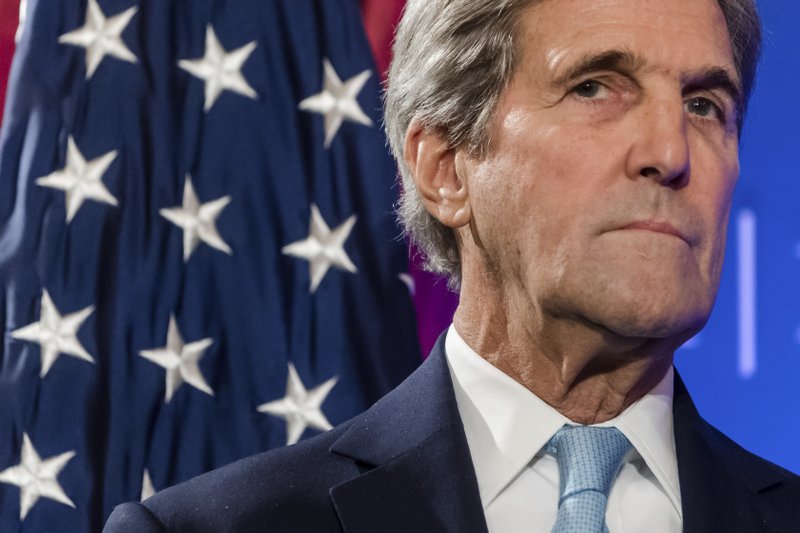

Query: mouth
618 220 689 243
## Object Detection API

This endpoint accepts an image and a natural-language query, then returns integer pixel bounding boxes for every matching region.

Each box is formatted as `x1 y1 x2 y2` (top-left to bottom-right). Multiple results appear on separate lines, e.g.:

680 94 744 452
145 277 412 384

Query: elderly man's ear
403 120 472 229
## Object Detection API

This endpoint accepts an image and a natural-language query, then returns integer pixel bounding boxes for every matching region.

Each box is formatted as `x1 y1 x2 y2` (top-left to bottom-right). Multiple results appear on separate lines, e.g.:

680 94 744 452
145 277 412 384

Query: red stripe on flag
0 0 19 127
359 0 405 80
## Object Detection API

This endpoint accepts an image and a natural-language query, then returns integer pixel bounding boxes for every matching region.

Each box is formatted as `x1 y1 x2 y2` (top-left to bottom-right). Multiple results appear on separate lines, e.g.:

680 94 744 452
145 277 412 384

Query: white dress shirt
444 325 682 533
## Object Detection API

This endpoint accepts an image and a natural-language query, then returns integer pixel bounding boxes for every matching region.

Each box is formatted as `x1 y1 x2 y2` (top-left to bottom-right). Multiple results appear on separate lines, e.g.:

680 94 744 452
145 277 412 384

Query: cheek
708 185 735 269
690 158 738 280
524 131 620 238
473 112 627 264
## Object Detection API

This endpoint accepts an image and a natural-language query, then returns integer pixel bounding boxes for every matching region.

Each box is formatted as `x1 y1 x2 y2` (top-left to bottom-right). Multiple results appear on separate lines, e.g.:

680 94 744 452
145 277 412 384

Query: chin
564 272 715 340
602 306 709 340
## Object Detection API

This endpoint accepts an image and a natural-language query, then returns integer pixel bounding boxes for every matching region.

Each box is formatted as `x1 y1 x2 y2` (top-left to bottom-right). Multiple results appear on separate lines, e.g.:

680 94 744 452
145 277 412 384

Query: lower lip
620 224 686 241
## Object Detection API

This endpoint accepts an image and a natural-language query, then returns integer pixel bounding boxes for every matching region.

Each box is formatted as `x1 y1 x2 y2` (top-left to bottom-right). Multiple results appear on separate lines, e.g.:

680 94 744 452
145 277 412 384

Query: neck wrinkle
453 265 676 425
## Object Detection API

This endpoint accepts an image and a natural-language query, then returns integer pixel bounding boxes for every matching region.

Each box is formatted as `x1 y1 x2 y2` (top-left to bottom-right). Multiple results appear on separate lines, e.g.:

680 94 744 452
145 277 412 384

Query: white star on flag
0 433 76 520
159 174 232 262
58 0 138 79
15 0 28 43
299 58 373 148
139 315 215 403
35 136 119 223
282 204 357 293
11 290 95 378
257 363 338 445
178 24 258 112
141 469 155 501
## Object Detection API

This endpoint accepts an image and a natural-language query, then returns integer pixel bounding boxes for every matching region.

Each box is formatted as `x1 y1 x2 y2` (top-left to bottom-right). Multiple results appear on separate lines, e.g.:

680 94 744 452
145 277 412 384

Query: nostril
639 165 690 189
640 167 660 178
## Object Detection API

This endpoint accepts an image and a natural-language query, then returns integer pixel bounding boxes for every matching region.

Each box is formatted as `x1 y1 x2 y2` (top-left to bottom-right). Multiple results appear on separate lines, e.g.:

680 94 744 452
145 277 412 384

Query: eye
571 80 608 99
686 96 722 121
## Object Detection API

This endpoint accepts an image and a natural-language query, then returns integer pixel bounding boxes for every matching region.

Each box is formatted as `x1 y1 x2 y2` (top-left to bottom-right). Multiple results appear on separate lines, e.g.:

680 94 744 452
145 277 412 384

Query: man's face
459 0 741 340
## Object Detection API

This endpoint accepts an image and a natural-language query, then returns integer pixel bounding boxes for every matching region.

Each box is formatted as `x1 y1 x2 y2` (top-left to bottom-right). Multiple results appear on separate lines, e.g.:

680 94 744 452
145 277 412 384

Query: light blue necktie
544 425 632 533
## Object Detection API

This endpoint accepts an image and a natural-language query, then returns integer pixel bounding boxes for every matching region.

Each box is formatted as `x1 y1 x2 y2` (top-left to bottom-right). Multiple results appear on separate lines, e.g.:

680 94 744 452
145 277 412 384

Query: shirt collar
603 364 682 517
444 324 681 516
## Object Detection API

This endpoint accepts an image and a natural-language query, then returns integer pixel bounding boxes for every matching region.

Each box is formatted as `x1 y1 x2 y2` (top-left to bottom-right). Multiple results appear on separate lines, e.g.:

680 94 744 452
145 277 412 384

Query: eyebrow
550 48 646 88
551 48 744 117
682 67 743 117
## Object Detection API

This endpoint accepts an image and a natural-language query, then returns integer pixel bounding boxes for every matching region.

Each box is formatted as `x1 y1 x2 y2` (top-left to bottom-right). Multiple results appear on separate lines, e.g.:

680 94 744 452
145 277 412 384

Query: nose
625 97 690 188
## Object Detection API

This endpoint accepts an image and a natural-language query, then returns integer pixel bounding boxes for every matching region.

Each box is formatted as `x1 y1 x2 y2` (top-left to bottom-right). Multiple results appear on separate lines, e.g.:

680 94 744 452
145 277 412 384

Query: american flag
0 0 422 529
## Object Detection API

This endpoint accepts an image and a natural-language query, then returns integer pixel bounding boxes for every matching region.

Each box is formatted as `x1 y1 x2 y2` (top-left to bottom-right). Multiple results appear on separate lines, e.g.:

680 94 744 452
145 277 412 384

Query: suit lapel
328 335 488 533
673 372 784 532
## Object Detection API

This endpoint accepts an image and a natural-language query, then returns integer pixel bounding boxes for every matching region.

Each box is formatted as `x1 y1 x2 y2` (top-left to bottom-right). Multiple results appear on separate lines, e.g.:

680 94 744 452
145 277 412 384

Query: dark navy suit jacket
105 334 800 532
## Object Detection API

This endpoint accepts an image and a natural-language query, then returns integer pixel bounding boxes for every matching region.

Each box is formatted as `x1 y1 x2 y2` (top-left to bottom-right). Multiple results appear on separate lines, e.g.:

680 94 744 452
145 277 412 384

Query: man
106 0 800 531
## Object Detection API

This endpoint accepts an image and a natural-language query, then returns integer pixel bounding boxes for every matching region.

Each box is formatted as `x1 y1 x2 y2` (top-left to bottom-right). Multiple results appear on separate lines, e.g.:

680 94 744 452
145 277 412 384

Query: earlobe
403 121 471 229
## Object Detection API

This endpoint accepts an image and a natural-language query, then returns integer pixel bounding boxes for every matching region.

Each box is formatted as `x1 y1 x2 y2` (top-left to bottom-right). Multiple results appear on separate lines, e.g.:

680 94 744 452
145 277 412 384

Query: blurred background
0 0 797 530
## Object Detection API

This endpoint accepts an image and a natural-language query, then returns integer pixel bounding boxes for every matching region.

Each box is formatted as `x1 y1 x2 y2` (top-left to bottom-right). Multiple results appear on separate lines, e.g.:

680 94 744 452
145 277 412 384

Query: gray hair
385 0 762 291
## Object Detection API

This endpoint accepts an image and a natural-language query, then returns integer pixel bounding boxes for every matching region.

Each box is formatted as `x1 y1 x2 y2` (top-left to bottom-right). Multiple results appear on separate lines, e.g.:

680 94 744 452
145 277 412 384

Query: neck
453 273 678 425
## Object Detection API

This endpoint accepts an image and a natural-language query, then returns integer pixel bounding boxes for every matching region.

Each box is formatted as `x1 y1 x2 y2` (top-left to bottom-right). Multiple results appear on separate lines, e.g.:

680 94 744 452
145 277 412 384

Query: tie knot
545 425 631 503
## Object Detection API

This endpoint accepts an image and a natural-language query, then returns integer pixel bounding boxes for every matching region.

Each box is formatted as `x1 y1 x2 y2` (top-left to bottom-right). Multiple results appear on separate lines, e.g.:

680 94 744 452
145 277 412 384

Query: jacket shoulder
704 420 799 486
107 422 358 533
700 419 800 525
